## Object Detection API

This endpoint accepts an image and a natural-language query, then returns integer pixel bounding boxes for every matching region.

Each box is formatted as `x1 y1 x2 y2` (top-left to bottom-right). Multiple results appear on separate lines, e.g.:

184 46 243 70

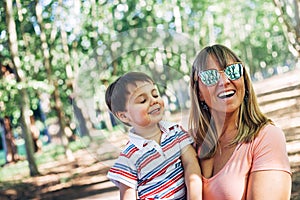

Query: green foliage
0 77 53 125
0 0 297 128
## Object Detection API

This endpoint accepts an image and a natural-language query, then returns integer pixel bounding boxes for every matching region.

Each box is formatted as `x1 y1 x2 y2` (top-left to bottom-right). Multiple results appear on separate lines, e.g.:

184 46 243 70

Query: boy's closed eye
139 98 146 103
135 89 159 103
152 89 159 98
136 95 159 104
135 95 147 103
152 94 159 98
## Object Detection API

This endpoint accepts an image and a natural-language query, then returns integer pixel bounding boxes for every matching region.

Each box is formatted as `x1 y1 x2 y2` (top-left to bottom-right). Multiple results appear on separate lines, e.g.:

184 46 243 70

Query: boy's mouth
148 108 160 114
148 105 161 114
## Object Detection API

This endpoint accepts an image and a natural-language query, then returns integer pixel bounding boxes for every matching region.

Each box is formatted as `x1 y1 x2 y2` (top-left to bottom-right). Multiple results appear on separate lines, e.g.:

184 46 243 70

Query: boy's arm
181 144 203 200
119 183 137 200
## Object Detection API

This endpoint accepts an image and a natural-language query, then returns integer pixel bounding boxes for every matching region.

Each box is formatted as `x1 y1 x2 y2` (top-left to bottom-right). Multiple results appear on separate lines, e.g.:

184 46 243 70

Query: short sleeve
251 125 291 174
107 154 138 189
176 126 194 153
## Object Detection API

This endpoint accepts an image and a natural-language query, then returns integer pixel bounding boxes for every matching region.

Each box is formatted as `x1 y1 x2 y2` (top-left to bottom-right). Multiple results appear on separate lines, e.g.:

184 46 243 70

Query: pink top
199 124 291 200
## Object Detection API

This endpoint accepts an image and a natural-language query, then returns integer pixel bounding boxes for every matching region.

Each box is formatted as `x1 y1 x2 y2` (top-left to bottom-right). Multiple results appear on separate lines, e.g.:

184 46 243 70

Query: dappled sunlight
0 149 117 199
0 0 299 199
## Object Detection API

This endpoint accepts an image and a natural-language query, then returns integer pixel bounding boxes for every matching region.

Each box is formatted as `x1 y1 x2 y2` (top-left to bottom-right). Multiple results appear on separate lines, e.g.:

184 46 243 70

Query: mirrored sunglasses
198 62 243 86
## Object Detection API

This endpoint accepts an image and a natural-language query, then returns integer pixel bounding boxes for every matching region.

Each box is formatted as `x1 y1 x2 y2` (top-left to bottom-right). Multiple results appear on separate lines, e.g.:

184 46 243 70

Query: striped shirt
107 121 193 199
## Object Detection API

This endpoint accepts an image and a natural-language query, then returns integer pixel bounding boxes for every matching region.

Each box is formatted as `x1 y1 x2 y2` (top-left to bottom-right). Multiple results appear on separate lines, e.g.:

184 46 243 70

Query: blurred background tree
0 0 299 176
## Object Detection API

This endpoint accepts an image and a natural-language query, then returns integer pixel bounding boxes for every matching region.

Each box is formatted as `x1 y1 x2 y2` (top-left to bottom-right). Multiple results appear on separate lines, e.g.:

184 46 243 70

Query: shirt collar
158 120 178 134
128 130 148 149
128 121 178 149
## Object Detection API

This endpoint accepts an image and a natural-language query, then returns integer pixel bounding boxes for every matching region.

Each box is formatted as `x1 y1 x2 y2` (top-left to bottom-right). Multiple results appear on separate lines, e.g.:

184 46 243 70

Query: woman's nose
218 72 230 85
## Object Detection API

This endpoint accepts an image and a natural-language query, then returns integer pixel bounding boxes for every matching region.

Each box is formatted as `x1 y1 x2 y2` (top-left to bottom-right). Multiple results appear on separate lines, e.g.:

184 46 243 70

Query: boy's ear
116 111 130 124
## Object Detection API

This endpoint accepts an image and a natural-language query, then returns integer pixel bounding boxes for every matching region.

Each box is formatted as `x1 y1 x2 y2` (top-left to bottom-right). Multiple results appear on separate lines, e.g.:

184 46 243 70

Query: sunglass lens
199 70 220 86
225 63 243 80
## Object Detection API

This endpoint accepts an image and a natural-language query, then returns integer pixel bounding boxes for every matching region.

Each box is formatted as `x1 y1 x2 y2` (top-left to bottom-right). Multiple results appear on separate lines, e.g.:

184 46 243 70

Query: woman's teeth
218 91 235 99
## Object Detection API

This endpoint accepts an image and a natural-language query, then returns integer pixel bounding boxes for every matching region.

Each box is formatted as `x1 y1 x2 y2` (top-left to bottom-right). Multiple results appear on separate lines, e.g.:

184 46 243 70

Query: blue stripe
137 151 181 184
161 129 186 147
161 133 177 146
136 147 157 166
139 165 184 197
122 144 136 154
113 163 137 176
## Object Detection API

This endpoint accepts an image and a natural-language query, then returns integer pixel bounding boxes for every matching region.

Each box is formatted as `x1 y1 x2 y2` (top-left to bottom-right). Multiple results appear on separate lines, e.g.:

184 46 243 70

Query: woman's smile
217 90 236 99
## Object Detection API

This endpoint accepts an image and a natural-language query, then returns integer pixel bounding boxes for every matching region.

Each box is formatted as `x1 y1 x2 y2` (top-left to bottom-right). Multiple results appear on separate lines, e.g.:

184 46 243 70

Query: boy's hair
105 71 154 116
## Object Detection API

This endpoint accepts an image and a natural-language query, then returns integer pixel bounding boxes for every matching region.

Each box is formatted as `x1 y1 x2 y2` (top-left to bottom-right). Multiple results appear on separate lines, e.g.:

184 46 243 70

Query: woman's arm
247 125 292 199
247 170 291 200
119 183 137 200
181 144 203 200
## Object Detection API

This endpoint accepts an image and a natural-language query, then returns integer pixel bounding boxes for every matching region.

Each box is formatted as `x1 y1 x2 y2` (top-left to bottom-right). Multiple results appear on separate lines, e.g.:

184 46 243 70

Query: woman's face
198 56 245 114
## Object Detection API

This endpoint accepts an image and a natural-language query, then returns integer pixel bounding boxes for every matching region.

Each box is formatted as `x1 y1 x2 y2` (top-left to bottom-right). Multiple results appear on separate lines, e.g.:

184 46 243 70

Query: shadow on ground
1 135 300 200
0 139 121 200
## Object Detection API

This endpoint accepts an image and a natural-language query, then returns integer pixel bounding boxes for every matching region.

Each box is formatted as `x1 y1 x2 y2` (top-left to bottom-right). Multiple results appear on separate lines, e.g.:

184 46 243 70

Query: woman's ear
116 111 130 124
199 92 204 101
197 82 205 101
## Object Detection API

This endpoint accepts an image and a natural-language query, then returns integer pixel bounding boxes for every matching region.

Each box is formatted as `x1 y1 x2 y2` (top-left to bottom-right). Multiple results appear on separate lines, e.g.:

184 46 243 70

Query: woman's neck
211 109 239 141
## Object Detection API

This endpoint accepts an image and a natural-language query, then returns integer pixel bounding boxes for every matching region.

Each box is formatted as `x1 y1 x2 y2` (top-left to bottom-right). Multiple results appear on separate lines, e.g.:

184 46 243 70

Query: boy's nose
150 97 158 105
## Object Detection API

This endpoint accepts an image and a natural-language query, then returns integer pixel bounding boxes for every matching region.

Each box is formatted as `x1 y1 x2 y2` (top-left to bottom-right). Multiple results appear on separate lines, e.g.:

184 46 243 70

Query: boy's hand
181 145 203 200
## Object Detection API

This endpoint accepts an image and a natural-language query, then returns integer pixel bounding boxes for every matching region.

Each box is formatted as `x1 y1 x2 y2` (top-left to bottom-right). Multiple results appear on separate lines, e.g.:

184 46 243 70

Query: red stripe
162 139 178 152
178 133 189 142
162 183 185 198
139 152 161 169
109 168 136 181
121 146 139 158
139 158 178 186
140 172 183 198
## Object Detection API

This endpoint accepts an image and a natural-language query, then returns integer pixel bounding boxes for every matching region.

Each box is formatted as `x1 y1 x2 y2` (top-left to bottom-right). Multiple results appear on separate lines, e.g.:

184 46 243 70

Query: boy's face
117 81 165 129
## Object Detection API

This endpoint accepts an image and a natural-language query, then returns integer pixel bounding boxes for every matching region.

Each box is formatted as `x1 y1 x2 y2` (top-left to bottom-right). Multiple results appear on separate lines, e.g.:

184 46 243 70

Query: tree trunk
4 0 39 176
273 0 300 58
35 0 74 161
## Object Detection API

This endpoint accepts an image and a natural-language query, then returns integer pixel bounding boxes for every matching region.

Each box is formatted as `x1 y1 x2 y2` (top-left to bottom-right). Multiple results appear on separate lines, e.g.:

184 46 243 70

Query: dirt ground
0 127 131 200
0 127 300 200
0 148 120 200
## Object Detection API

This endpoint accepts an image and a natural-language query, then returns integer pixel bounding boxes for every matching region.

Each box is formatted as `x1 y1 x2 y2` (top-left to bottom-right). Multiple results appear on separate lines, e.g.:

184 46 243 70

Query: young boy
105 72 202 200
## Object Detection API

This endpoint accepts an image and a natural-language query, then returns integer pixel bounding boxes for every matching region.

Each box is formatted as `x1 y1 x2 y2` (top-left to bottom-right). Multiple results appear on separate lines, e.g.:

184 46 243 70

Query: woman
189 44 291 199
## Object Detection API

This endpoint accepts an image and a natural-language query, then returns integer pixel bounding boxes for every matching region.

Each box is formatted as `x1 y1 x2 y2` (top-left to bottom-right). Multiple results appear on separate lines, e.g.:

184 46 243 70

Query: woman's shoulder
254 123 286 146
259 123 284 136
248 123 291 174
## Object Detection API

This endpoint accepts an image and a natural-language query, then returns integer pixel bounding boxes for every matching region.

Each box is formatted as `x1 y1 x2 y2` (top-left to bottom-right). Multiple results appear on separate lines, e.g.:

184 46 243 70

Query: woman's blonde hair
189 44 272 159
